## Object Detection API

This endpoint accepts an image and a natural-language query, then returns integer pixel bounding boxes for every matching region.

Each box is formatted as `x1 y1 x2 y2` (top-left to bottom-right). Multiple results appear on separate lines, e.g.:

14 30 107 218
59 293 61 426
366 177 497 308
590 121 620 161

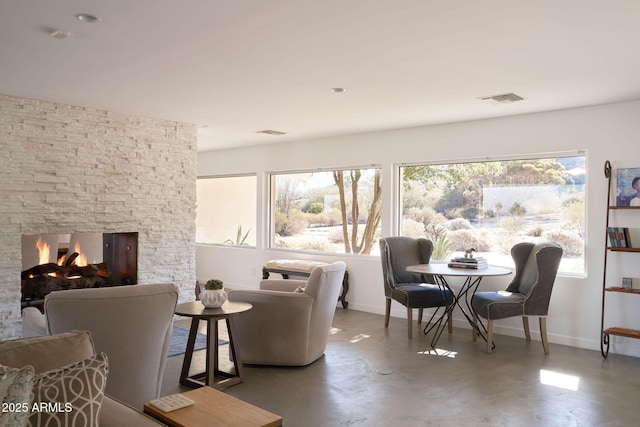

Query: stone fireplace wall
0 94 197 340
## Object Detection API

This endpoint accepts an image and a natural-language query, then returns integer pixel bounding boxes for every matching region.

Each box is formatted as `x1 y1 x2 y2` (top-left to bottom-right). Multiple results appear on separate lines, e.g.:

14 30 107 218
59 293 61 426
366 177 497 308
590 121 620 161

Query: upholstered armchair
379 237 454 338
23 283 178 409
472 242 563 354
228 261 346 366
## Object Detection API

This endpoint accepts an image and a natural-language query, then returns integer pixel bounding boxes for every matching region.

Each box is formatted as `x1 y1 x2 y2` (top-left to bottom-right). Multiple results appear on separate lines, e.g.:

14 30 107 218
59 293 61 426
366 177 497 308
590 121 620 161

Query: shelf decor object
601 160 640 358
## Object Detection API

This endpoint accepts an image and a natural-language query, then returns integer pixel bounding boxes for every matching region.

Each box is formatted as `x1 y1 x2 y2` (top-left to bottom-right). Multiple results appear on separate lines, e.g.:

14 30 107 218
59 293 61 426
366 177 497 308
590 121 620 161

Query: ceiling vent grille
479 93 524 104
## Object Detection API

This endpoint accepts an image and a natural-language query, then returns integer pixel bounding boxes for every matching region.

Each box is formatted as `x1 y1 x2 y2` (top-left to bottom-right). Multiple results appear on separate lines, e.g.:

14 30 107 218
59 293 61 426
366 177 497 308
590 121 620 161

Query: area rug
168 326 228 357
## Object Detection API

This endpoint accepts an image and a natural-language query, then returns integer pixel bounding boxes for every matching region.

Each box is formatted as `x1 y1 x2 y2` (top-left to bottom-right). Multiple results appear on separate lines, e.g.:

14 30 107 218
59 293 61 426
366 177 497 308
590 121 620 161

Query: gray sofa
0 330 165 426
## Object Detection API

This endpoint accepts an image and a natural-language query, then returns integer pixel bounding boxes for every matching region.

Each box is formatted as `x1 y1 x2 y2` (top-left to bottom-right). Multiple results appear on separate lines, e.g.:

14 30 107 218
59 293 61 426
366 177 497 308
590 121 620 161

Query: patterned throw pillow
0 364 35 427
28 352 108 427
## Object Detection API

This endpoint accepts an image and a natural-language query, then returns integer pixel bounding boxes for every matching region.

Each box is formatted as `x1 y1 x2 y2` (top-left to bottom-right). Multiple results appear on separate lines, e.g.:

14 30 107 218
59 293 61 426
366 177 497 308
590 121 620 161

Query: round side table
175 300 252 389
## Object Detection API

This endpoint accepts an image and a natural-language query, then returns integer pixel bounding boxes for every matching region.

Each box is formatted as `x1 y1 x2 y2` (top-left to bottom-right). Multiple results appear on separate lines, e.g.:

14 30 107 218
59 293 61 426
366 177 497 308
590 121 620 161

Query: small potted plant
200 279 227 308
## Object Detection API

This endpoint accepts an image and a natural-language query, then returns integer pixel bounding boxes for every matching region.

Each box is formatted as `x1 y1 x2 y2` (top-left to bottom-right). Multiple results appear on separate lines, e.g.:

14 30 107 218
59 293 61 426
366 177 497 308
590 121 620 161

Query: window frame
396 151 587 276
195 173 258 248
267 165 383 255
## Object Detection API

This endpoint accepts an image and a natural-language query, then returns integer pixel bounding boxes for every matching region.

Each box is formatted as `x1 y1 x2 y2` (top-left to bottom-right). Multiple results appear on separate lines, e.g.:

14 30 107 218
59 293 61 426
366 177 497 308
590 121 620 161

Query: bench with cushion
262 259 349 308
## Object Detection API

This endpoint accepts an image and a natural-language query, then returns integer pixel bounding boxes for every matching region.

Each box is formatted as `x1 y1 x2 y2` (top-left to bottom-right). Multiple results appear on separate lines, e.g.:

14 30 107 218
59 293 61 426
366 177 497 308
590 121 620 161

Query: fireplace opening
21 232 138 310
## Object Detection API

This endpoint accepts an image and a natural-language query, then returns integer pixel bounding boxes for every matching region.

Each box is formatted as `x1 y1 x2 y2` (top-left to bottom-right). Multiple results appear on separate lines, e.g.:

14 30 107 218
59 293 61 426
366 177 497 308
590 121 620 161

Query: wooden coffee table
144 386 282 427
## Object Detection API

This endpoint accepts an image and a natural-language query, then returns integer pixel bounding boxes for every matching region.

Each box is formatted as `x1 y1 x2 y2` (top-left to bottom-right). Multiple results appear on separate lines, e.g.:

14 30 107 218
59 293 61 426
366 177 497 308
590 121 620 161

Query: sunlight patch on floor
349 334 370 343
329 327 342 335
540 369 580 391
418 348 457 358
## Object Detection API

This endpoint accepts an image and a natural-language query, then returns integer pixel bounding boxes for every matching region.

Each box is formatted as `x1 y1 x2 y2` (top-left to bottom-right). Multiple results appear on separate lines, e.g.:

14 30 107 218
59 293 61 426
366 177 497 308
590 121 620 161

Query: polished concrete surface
162 309 640 426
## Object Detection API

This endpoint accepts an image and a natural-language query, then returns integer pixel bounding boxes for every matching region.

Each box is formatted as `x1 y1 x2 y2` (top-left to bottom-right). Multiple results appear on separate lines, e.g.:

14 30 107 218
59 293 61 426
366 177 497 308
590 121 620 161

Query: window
400 155 586 274
270 168 382 254
196 175 256 246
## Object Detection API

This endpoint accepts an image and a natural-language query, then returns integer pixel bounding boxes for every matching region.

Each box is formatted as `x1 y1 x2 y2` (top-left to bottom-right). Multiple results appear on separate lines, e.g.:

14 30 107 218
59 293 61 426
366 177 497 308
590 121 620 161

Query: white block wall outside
0 94 198 340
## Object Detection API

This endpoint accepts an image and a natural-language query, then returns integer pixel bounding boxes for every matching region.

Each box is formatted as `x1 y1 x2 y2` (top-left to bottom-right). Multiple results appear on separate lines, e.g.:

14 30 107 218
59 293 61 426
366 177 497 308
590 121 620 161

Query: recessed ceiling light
75 13 102 23
330 88 346 93
256 130 286 136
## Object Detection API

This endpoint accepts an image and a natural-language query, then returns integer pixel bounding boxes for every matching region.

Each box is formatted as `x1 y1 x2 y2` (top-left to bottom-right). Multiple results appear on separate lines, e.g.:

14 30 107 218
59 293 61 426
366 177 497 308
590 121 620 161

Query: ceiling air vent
479 93 524 104
256 129 286 136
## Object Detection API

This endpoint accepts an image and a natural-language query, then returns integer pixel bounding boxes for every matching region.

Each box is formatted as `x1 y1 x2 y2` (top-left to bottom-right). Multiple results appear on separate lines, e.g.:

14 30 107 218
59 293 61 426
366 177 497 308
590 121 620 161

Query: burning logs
21 254 112 303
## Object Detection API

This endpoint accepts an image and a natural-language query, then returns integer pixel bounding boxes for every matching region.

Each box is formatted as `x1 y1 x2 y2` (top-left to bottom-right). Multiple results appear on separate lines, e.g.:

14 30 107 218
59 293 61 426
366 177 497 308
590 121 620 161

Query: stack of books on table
447 256 488 269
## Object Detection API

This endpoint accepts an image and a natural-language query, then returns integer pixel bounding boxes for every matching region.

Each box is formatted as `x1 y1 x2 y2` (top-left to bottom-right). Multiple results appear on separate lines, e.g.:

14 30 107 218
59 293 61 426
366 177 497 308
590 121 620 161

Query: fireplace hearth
21 232 138 310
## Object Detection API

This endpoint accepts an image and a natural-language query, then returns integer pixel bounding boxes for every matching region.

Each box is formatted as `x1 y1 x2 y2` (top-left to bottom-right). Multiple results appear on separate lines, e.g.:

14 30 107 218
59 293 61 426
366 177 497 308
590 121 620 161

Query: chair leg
472 312 477 342
540 317 550 355
523 316 531 342
418 308 423 325
447 309 453 334
384 298 391 328
407 307 413 339
486 320 493 353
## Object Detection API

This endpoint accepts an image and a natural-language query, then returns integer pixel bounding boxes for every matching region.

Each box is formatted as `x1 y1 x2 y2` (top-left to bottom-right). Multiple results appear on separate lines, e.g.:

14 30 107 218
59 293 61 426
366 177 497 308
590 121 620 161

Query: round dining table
406 263 512 348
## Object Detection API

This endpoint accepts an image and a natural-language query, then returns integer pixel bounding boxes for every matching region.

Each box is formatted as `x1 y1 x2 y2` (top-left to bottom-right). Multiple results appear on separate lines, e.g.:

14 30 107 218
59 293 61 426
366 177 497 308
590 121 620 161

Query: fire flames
35 237 90 268
35 237 50 266
22 235 115 303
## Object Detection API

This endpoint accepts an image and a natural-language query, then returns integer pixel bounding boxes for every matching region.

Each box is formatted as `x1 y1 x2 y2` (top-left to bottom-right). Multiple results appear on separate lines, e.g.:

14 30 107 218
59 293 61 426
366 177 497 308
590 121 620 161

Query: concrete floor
162 309 640 427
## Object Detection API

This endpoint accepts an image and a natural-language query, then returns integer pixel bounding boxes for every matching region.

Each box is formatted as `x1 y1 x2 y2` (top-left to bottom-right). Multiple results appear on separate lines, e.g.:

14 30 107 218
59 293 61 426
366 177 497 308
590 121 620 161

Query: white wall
197 100 640 357
0 94 198 340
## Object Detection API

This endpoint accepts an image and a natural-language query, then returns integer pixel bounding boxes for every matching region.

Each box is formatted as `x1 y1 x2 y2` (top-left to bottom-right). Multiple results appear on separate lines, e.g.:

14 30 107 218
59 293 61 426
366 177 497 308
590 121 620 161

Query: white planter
200 289 227 308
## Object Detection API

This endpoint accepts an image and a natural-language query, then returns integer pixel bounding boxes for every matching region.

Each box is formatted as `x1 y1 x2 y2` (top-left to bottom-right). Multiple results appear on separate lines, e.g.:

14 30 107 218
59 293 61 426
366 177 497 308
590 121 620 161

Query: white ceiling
2 1 640 152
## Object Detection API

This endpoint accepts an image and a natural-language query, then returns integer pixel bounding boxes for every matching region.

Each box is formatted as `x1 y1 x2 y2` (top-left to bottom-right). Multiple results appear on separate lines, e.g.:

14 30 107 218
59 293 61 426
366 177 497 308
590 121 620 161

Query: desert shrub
509 202 527 216
299 238 334 251
446 229 486 251
460 206 479 220
404 207 448 240
307 202 324 214
542 230 583 257
528 226 544 237
470 229 492 252
328 227 345 243
318 208 343 226
306 207 342 227
327 225 376 244
499 217 520 233
562 200 585 238
295 198 310 212
405 207 442 225
493 230 525 255
446 218 472 231
274 209 308 236
325 226 380 254
401 218 426 238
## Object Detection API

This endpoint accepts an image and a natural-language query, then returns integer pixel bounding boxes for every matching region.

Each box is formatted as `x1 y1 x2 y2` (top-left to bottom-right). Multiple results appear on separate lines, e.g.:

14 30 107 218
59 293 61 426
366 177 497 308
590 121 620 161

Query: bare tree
333 169 382 254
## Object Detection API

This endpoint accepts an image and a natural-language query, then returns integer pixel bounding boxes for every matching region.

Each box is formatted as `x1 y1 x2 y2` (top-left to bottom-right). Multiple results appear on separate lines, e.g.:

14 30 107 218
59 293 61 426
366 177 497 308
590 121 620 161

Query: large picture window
270 168 382 254
400 155 586 274
196 175 256 247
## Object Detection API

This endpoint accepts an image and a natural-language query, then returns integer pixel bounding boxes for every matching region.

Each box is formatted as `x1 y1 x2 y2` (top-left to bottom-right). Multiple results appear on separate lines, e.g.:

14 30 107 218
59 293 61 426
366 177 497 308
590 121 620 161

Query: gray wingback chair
472 242 563 354
379 237 454 339
228 261 346 366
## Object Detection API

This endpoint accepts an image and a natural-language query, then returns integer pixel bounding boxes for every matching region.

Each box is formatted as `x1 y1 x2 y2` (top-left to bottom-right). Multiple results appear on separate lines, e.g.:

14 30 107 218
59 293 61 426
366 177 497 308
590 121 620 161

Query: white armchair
228 261 346 366
22 283 178 410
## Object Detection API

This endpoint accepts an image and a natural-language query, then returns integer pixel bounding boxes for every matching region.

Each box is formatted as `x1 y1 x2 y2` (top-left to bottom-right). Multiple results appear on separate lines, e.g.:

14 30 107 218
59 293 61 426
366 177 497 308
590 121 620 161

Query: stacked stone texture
0 94 197 339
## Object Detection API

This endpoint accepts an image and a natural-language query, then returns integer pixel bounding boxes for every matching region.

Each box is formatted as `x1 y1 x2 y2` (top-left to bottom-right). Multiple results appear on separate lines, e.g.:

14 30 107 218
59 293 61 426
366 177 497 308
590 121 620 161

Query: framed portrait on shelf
616 167 640 206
